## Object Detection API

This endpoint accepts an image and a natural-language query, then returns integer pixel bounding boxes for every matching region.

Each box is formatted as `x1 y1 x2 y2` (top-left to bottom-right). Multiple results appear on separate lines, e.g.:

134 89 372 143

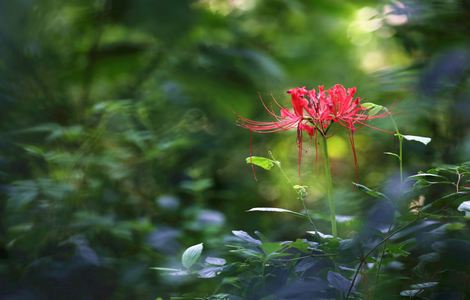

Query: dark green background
0 0 469 299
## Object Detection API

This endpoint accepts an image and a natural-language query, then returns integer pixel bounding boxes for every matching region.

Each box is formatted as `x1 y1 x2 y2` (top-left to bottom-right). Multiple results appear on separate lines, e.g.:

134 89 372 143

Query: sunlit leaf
245 156 279 170
407 173 447 180
181 243 203 269
362 102 384 116
247 207 306 218
401 135 431 145
457 201 470 216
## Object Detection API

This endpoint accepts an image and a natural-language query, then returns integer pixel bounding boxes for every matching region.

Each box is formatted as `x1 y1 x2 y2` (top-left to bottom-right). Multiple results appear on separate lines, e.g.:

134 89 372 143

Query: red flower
237 91 315 174
238 84 387 175
287 87 308 117
326 84 366 131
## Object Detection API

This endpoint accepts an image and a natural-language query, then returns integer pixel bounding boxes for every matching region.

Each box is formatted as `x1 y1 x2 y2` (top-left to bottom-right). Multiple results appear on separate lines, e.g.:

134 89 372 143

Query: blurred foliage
158 162 470 299
0 0 469 299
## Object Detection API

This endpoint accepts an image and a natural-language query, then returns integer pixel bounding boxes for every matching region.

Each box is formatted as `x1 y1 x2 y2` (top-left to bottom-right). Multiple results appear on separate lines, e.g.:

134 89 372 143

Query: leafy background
0 0 469 299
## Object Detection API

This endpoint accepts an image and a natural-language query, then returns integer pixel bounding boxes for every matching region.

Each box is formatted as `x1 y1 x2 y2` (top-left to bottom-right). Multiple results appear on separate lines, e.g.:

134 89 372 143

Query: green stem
321 134 337 237
398 135 403 183
298 188 319 233
385 108 403 183
270 152 319 233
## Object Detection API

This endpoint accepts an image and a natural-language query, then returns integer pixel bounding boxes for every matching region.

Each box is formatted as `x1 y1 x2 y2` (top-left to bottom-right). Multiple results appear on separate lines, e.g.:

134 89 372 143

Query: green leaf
410 282 438 289
352 182 388 199
384 152 400 160
286 239 311 253
385 243 410 258
198 266 224 278
205 257 226 266
151 267 183 272
306 231 333 239
180 179 213 192
422 192 464 212
457 201 470 216
150 267 189 276
261 242 284 256
181 243 203 269
362 102 384 116
232 230 262 246
400 289 422 297
401 135 431 145
229 247 262 259
407 173 447 180
245 156 279 170
327 271 352 293
246 207 306 218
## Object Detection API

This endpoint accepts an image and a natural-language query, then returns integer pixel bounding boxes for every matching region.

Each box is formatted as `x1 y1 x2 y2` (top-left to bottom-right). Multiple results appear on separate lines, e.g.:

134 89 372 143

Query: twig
345 217 420 299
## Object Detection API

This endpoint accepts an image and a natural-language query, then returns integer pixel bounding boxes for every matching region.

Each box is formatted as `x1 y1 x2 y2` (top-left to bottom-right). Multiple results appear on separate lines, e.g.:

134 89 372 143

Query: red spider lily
237 90 315 174
238 84 388 176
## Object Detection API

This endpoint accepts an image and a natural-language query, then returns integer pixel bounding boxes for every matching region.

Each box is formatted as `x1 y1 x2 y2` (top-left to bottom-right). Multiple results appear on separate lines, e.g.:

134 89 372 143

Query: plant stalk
321 134 337 236
398 135 403 182
386 109 403 183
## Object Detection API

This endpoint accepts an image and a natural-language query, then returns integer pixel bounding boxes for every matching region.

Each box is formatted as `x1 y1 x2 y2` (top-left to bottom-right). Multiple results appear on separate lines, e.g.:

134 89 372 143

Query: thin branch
345 217 420 299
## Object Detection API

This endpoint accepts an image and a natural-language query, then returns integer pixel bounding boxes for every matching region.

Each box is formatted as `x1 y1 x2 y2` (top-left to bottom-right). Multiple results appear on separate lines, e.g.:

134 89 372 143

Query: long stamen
349 130 359 181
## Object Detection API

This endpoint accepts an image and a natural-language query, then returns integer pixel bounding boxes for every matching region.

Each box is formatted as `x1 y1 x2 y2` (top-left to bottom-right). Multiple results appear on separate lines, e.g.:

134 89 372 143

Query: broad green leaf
247 207 306 218
245 156 279 170
401 135 431 145
181 243 203 269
